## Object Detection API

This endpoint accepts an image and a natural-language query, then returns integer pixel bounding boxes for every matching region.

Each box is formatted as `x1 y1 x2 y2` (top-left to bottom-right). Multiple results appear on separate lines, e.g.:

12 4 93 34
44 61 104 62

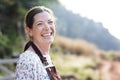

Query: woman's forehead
34 11 53 22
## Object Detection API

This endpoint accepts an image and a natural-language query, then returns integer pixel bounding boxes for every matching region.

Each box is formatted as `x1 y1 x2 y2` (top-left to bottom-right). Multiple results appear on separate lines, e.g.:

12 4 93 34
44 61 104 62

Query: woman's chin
45 39 54 44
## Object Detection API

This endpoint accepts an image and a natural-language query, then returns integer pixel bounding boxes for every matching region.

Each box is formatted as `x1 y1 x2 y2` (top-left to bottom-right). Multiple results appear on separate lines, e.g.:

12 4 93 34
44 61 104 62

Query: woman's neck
33 41 50 55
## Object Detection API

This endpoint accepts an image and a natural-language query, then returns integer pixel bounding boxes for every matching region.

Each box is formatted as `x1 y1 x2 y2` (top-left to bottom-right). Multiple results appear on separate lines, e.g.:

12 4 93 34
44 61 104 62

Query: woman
15 6 61 80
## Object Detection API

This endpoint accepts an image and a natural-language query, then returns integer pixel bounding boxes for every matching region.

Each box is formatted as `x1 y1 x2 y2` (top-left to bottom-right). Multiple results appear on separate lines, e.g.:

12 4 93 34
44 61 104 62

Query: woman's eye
48 21 54 25
37 23 42 25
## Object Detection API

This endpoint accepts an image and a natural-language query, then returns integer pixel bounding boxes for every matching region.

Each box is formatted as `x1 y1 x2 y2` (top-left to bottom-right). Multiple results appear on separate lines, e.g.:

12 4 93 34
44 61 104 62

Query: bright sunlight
59 0 120 39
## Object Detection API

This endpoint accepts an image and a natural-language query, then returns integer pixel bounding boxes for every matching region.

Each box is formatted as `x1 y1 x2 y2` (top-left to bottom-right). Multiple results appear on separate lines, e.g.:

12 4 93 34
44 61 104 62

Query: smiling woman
15 6 61 80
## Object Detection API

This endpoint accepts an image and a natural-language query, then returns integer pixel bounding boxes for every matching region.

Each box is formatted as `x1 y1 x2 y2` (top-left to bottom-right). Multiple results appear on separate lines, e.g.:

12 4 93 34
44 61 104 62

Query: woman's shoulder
18 50 39 63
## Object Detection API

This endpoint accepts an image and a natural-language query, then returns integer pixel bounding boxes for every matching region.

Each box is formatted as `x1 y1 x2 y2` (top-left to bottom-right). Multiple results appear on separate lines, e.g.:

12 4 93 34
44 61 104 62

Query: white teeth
42 33 51 37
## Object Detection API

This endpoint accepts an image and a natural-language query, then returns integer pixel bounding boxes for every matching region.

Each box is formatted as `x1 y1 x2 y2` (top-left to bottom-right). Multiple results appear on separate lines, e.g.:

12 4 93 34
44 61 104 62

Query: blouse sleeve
15 54 37 80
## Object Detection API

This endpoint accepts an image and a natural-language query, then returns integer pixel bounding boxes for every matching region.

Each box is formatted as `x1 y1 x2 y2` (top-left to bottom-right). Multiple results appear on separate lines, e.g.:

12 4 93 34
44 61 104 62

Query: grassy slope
51 51 101 80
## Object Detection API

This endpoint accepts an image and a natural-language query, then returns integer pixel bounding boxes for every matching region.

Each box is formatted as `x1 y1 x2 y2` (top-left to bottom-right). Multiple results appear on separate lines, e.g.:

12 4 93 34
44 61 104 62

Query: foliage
0 32 12 58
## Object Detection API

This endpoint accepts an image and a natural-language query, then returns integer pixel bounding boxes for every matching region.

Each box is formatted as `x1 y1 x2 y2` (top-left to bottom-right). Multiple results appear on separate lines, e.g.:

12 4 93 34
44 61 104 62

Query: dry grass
53 35 101 56
51 52 100 80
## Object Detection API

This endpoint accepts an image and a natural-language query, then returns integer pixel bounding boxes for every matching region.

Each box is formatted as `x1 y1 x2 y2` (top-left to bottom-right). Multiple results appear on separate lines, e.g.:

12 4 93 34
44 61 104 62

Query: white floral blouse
15 50 54 80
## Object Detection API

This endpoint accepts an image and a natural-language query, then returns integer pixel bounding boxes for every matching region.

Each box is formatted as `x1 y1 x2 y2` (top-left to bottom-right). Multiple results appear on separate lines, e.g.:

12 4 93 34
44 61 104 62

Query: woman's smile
41 32 52 37
41 32 53 40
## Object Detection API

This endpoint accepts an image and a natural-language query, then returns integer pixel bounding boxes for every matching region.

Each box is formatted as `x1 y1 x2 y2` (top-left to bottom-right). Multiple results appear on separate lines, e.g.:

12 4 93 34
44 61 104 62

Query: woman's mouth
41 32 53 37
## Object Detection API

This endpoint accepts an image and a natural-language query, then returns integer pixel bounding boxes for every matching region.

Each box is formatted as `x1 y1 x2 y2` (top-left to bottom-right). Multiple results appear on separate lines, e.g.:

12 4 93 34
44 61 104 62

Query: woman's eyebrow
35 19 53 24
35 21 43 24
48 19 54 21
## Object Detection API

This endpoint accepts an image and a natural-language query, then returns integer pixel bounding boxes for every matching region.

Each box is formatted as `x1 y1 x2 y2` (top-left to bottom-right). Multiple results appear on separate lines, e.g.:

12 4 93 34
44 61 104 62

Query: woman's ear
25 27 33 37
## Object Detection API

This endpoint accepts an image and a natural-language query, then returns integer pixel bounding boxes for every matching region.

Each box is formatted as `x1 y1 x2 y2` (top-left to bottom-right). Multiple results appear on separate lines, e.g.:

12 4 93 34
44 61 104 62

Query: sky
59 0 120 40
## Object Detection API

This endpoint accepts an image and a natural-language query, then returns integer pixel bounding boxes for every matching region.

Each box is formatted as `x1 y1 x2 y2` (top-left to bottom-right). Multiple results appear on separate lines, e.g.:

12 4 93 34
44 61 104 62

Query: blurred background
0 0 120 80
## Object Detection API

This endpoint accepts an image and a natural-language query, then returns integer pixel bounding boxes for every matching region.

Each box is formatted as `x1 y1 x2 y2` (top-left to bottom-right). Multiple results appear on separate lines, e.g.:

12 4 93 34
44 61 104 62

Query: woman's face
28 11 55 45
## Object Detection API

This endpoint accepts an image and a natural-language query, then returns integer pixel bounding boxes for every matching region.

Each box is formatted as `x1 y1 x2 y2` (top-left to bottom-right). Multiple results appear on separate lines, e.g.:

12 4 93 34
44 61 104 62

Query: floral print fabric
15 50 52 80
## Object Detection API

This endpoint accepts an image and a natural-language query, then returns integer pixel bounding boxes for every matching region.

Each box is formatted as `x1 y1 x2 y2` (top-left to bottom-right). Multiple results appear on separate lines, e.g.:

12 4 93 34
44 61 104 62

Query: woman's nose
44 23 50 30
